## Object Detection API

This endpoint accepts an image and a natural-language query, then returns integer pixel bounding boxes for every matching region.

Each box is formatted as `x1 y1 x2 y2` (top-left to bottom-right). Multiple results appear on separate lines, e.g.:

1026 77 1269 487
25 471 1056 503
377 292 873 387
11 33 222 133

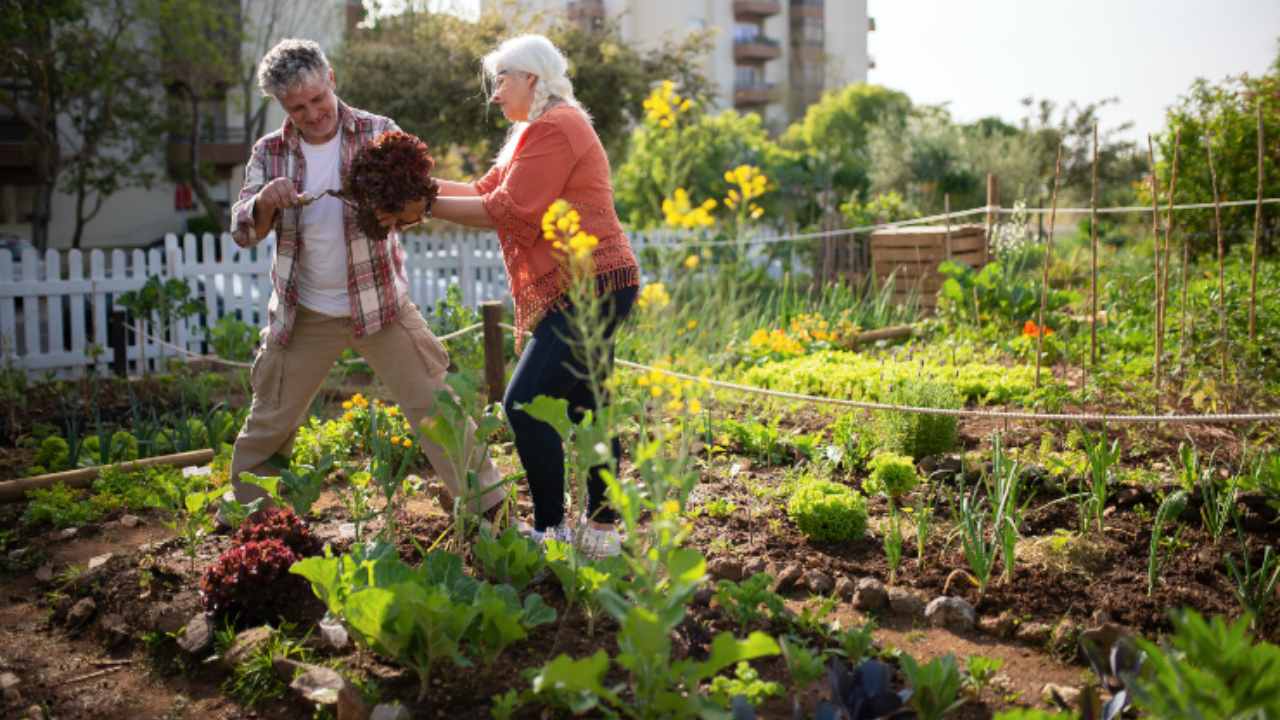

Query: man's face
280 69 339 144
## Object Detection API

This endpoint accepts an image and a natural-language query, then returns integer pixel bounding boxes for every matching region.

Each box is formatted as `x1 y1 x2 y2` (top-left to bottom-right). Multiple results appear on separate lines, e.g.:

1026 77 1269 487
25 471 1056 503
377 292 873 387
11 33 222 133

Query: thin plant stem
1035 143 1063 389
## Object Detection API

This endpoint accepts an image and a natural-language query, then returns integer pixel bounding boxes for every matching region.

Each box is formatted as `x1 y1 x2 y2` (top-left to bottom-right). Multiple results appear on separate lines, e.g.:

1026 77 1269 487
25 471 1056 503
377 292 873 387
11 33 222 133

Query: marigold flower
637 283 671 310
683 254 700 270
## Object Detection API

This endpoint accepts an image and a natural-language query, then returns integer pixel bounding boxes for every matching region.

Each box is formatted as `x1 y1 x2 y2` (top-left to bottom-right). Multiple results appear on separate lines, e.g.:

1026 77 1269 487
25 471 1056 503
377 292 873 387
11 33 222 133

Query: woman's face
490 69 538 122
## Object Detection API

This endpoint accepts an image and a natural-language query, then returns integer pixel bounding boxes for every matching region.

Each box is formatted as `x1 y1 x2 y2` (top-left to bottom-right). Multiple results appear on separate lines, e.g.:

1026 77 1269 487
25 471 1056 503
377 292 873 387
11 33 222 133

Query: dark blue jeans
503 286 638 530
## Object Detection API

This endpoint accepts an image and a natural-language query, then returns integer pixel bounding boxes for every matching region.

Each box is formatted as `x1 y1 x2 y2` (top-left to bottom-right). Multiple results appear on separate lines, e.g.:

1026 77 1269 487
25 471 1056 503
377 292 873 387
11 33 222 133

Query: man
228 38 503 518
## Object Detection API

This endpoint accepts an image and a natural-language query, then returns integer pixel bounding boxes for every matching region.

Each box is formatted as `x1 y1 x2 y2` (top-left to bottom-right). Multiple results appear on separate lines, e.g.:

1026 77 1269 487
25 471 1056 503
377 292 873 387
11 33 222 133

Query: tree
0 0 235 248
780 83 912 208
613 103 799 229
1017 96 1144 208
336 4 712 174
1150 38 1280 255
0 0 162 248
236 0 312 148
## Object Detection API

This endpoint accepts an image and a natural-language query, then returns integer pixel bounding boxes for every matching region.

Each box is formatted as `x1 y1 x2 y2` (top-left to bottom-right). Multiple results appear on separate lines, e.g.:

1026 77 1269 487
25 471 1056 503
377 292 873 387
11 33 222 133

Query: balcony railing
167 127 251 170
734 82 778 106
733 0 781 20
734 37 782 62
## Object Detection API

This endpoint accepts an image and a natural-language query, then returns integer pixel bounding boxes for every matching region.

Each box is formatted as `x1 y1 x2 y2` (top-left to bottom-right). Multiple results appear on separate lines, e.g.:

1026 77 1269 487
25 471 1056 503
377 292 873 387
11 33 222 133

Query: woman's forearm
436 179 479 197
431 196 494 229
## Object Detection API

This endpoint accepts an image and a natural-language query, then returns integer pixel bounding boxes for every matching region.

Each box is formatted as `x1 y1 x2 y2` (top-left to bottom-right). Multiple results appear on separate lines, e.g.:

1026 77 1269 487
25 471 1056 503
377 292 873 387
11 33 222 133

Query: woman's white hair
483 34 590 166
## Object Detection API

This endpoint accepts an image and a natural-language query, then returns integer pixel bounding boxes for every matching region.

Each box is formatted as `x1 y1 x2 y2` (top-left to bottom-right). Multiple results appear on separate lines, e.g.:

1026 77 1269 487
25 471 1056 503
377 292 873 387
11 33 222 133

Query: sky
867 0 1279 142
417 0 1278 142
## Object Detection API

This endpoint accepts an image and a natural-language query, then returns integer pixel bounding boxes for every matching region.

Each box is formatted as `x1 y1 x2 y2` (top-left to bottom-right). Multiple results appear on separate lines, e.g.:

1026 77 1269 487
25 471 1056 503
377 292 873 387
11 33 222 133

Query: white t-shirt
296 133 350 317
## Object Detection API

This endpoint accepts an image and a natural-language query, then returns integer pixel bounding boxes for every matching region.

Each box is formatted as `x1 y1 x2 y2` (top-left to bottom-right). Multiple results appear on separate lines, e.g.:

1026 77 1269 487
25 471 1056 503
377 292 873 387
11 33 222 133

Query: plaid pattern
230 101 408 346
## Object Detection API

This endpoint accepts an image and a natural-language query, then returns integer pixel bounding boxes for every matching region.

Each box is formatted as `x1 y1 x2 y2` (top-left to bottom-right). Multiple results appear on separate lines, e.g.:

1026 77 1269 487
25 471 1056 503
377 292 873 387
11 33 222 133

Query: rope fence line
123 321 486 371
119 315 1280 426
641 196 1279 249
496 322 1280 425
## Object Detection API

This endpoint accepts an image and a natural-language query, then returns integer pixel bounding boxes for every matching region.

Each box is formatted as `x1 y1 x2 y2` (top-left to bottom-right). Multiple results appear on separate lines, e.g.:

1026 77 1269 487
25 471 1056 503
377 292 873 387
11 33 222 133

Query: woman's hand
375 197 430 229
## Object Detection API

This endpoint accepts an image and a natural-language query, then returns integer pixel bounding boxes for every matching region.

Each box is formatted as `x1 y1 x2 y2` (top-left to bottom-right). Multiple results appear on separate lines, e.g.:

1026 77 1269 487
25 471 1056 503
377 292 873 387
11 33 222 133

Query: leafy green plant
865 452 919 502
707 661 782 709
714 573 787 633
987 434 1026 584
788 595 838 642
276 454 334 519
834 620 878 667
207 315 258 363
786 477 868 543
1131 610 1280 719
1224 527 1280 624
874 380 960 459
698 497 739 520
473 526 548 591
222 623 314 708
544 539 627 637
1200 475 1238 547
1148 490 1188 596
828 411 873 472
964 654 1005 695
1083 433 1120 535
958 491 998 597
21 483 102 528
899 652 964 720
883 507 904 584
912 492 936 565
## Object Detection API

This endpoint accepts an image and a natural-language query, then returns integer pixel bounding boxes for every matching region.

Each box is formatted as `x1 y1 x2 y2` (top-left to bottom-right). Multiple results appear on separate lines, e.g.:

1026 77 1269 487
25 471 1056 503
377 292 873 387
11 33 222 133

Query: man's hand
257 177 300 215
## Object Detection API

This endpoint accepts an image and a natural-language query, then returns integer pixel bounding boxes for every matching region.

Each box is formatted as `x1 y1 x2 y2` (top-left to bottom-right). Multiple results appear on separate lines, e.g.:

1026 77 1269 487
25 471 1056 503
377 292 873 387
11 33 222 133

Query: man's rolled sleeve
230 140 270 248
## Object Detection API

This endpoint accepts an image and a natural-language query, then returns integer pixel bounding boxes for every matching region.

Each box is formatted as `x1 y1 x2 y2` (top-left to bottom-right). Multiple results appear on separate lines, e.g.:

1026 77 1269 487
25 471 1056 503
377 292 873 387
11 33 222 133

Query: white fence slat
90 251 107 373
68 250 86 362
45 250 63 361
20 248 40 358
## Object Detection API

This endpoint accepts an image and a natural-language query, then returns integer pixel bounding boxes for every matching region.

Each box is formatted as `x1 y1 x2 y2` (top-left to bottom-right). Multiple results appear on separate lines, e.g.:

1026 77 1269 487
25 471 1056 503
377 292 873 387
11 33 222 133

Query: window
734 22 761 43
735 65 762 88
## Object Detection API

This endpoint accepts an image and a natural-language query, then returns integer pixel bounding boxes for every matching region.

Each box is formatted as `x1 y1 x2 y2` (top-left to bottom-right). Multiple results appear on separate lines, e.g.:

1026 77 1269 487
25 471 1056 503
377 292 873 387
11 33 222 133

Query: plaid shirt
230 101 408 346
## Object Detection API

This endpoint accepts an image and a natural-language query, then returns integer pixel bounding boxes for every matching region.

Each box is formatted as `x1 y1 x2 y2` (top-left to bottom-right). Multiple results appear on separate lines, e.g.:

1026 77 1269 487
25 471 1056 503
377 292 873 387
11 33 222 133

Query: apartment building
485 0 874 128
0 0 360 250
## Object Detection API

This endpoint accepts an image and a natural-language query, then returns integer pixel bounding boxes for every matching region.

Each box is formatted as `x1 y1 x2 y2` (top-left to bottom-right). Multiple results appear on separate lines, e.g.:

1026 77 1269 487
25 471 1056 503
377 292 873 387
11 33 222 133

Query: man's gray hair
257 38 331 98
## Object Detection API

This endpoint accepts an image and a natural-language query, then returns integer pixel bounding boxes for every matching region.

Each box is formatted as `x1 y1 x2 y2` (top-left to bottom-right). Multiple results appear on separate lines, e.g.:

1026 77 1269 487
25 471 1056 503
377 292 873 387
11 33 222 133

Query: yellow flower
665 399 684 414
391 435 401 445
689 399 702 414
662 499 680 516
342 412 355 423
342 401 353 410
749 328 769 347
687 319 698 330
402 437 413 448
386 406 399 417
567 230 599 261
683 254 700 270
637 283 671 311
650 385 664 398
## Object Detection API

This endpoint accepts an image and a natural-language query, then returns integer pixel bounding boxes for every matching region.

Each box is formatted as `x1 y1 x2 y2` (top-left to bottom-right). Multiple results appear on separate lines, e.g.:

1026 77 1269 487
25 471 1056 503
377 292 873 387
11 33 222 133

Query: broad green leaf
532 650 616 707
693 631 781 681
518 395 573 439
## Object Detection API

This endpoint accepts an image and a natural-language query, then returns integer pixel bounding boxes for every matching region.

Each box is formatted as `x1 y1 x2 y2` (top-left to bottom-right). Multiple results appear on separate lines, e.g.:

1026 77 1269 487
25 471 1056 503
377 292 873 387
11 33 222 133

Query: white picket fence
0 227 765 377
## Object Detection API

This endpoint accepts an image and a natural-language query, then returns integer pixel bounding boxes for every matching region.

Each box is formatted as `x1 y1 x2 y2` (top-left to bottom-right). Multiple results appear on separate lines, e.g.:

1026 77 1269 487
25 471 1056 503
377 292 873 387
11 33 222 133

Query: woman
404 34 639 558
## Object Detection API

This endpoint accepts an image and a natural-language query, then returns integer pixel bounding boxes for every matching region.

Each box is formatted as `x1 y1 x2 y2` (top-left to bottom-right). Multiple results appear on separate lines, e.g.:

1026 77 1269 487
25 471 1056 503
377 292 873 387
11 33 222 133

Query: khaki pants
229 301 505 514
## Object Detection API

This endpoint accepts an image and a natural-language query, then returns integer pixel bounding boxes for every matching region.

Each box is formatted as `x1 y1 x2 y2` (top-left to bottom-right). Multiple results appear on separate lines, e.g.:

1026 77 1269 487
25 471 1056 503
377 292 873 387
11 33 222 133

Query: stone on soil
924 596 976 631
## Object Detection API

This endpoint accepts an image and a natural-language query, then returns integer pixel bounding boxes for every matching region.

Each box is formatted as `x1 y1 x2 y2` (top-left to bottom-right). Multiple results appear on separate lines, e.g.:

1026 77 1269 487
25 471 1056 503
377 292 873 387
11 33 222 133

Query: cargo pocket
250 340 286 408
398 305 450 376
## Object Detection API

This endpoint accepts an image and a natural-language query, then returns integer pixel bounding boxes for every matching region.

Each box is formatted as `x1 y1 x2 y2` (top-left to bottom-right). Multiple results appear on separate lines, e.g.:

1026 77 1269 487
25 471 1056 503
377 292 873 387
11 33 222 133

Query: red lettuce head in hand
346 129 439 240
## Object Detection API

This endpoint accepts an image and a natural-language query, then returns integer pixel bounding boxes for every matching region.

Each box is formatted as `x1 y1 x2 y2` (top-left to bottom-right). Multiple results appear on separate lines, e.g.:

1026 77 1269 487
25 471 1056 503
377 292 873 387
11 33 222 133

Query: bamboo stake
1090 122 1100 371
944 193 952 259
1157 129 1181 396
1147 135 1162 401
1178 146 1193 371
1035 143 1064 389
0 449 214 503
1205 134 1228 382
1250 102 1264 341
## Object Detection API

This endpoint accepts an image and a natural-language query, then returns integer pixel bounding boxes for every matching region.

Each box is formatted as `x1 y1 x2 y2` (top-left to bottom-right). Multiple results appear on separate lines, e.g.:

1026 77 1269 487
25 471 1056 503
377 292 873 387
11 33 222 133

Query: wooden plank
871 235 987 257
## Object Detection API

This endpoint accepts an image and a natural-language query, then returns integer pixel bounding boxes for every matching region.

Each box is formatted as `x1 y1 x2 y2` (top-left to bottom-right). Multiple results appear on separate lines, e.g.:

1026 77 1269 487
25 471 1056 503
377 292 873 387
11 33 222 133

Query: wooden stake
1157 129 1181 396
1205 134 1228 382
944 193 952 259
986 173 1000 236
0 449 214 503
1090 122 1100 372
1250 101 1264 341
481 301 505 404
1147 135 1161 401
1035 144 1064 389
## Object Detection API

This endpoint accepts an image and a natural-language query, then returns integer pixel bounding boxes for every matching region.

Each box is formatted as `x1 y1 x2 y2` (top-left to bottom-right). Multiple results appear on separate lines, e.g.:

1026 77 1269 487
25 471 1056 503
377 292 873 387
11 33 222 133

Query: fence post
985 173 1000 239
109 310 128 377
481 301 505 404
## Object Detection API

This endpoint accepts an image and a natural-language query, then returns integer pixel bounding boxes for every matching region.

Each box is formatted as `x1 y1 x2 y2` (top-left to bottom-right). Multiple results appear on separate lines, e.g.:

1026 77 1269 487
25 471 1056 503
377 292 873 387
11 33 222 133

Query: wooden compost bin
870 225 988 311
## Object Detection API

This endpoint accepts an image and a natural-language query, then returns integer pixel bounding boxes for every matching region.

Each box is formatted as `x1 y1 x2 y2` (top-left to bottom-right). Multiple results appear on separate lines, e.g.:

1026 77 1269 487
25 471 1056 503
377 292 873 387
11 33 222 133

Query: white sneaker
519 521 572 545
577 523 623 560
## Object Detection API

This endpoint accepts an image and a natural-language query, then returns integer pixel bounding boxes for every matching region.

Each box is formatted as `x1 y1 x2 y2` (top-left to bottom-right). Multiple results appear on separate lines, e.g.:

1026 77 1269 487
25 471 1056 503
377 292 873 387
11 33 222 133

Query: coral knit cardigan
475 105 639 346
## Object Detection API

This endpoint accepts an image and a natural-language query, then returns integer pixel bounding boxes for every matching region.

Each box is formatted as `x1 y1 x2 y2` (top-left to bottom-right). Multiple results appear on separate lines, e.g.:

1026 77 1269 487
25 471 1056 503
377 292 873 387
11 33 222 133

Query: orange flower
1022 320 1054 337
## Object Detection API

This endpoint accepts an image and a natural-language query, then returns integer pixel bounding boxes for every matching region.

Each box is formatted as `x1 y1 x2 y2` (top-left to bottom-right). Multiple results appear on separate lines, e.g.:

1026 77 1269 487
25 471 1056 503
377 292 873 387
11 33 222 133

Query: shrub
200 539 304 622
33 435 71 473
21 483 103 528
233 507 321 557
874 380 959 459
829 412 873 471
865 452 919 500
786 477 868 543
